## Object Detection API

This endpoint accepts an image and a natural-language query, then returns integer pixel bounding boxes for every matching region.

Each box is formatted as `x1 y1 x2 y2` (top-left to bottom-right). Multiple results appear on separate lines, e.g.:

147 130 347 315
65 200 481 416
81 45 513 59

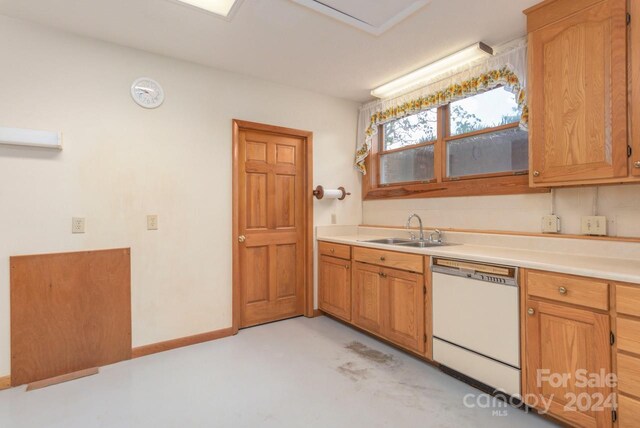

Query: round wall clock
130 77 165 109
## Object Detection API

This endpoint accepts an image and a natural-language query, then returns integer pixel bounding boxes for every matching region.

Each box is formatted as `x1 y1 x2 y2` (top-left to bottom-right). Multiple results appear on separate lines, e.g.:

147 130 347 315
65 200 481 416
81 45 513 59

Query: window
364 87 539 199
379 108 437 184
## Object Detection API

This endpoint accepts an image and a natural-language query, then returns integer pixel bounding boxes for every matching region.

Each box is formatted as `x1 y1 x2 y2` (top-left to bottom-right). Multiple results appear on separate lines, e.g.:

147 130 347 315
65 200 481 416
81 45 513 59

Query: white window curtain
355 38 528 174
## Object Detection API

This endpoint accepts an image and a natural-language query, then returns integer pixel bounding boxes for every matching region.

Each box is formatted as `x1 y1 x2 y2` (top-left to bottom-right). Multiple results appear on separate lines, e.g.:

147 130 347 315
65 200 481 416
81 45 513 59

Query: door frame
232 119 314 334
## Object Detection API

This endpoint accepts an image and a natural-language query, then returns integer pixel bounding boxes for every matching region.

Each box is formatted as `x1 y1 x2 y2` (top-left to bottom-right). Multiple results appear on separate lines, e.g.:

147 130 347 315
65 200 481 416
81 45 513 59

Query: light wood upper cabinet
526 0 631 187
318 255 351 321
524 299 612 427
631 0 640 177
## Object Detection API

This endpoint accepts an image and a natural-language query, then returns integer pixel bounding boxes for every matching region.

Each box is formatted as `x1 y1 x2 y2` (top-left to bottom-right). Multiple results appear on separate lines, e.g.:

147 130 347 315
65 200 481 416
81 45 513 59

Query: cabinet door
631 0 640 177
524 299 612 428
528 0 628 186
352 262 384 335
382 268 425 354
318 255 351 321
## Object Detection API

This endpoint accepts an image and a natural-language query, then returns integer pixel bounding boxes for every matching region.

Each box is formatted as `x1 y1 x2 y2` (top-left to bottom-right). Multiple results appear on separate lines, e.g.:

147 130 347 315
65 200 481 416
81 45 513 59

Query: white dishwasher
431 257 521 397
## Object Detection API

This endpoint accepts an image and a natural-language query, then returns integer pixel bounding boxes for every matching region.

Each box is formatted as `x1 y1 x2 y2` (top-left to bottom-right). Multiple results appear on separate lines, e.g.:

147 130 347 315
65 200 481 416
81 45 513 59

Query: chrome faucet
406 214 424 241
429 229 443 244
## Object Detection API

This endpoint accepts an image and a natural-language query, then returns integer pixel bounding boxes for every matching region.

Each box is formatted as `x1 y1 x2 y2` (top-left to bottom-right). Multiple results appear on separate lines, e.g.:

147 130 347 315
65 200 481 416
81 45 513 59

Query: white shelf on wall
0 127 62 150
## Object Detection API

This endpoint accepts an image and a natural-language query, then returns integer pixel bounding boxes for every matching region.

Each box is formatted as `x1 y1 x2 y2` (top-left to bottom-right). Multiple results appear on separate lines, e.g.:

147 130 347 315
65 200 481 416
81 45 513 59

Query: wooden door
352 262 384 335
382 268 425 353
237 126 307 328
524 299 612 428
528 0 628 186
318 255 351 321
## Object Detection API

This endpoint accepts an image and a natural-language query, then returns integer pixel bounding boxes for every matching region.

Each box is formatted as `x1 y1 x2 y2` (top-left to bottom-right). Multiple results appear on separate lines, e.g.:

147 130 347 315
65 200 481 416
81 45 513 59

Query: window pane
446 127 528 178
383 108 437 150
449 87 521 136
380 145 434 184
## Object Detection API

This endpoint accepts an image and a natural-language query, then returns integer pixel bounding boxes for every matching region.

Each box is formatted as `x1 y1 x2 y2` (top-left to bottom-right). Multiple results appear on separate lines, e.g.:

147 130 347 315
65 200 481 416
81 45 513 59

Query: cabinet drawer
619 394 640 428
618 317 640 355
353 246 423 273
318 241 351 260
526 270 609 311
618 353 640 398
617 284 640 317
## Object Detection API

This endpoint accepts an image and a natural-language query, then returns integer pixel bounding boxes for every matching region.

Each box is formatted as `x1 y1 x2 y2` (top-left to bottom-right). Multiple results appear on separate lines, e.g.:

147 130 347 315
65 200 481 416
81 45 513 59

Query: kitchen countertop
318 234 640 285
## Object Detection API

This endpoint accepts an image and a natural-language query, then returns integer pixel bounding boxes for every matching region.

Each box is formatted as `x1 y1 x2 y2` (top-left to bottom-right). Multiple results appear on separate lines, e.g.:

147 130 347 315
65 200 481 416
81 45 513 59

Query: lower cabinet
524 299 612 428
615 283 640 428
318 255 351 321
523 269 613 428
352 261 425 354
351 262 384 334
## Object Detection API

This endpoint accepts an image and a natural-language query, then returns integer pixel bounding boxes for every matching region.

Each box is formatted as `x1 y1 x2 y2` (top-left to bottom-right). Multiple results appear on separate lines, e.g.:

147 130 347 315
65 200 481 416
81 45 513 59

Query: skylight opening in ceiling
169 0 243 19
291 0 431 35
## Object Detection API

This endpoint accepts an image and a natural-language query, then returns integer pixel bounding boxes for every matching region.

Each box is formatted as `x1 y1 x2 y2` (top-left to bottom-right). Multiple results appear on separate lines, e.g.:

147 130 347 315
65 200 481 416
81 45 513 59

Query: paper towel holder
313 185 351 201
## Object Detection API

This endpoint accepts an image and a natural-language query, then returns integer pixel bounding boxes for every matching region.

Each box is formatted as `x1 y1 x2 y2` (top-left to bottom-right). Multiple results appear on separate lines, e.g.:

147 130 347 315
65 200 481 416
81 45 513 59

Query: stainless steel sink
397 241 452 248
362 238 412 245
362 238 454 248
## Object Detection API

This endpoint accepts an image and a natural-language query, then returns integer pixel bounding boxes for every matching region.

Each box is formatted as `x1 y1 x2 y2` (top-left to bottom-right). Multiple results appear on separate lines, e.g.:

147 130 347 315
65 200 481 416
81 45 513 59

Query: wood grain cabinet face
523 299 612 428
352 262 385 335
632 0 640 177
351 261 425 354
318 255 351 321
384 269 425 354
527 0 629 186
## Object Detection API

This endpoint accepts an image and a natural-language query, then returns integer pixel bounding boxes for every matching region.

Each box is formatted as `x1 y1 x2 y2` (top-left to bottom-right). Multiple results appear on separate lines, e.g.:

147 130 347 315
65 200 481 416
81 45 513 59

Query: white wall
0 16 361 377
363 185 640 237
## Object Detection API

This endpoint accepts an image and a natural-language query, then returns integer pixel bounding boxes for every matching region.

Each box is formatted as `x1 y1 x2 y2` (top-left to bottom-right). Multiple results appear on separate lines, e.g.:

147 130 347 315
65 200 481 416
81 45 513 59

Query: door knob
634 161 640 168
238 235 246 243
533 170 540 177
558 286 568 295
527 308 535 316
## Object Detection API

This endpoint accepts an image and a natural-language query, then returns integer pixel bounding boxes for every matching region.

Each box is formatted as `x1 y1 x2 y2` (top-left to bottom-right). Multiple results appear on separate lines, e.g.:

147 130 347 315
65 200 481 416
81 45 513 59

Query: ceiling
0 0 539 102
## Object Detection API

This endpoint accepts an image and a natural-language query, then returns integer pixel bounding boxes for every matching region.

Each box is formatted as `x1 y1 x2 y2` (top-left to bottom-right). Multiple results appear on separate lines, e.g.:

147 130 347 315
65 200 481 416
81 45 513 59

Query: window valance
355 39 528 174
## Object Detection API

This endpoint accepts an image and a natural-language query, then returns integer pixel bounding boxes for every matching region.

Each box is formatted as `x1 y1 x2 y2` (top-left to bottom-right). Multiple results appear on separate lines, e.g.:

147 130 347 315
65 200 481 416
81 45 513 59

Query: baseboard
0 375 11 390
132 327 235 359
311 309 324 318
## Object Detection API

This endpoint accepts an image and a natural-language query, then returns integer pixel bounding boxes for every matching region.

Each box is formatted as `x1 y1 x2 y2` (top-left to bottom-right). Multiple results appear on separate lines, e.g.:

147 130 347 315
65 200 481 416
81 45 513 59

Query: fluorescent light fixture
169 0 242 18
371 42 494 99
0 127 62 150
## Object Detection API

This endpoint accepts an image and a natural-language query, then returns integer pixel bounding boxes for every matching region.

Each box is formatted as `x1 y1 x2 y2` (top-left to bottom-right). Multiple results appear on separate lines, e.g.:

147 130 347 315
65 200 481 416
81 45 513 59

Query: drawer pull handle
330 248 335 253
380 256 386 261
635 161 640 168
378 272 387 278
527 308 535 316
345 265 350 270
533 170 540 177
558 286 568 295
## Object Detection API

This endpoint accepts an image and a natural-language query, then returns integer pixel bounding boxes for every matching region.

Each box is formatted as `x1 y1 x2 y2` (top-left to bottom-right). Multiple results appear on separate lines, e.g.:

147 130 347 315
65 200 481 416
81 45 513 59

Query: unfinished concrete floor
0 316 557 427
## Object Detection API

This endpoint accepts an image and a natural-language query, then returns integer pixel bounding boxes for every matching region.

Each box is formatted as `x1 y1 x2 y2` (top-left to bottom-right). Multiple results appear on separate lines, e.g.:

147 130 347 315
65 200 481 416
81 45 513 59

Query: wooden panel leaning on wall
10 249 132 386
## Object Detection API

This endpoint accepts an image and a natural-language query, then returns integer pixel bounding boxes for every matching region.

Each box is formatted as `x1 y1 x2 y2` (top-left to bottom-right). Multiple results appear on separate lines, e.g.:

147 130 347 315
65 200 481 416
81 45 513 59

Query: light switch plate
72 217 85 234
541 215 560 233
581 216 607 236
147 215 158 230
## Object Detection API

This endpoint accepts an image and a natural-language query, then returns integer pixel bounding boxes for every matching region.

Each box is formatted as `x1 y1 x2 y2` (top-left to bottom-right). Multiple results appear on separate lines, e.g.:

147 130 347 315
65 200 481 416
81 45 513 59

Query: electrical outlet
331 213 337 225
541 215 560 233
147 215 158 230
581 216 607 236
72 217 85 234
